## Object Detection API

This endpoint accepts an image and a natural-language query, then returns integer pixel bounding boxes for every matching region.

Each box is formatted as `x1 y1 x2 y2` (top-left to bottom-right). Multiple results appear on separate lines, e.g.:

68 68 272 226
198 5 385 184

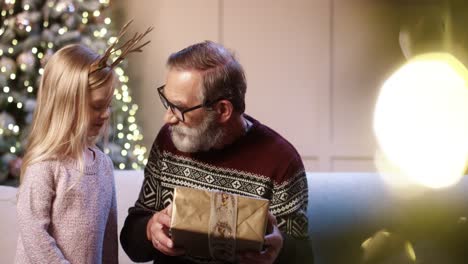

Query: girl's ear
214 100 233 123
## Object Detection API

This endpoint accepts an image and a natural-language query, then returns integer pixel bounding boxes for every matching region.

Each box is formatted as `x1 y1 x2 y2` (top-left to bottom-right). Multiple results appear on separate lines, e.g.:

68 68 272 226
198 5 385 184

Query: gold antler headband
90 20 153 74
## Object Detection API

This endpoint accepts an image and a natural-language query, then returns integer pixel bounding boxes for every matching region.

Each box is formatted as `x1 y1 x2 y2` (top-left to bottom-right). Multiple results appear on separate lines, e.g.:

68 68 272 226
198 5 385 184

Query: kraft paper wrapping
170 187 269 261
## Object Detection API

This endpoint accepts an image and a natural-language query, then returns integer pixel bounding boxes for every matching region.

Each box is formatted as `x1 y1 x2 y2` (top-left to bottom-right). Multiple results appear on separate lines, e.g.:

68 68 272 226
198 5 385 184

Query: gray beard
170 112 225 153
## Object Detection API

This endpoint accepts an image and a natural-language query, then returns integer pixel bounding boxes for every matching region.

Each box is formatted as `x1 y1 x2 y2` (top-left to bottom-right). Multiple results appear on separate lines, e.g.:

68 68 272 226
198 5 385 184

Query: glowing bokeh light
374 53 468 189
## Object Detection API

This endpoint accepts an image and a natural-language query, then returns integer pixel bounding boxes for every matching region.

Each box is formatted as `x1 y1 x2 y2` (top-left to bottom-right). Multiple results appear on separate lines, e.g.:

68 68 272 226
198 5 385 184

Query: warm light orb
374 53 468 189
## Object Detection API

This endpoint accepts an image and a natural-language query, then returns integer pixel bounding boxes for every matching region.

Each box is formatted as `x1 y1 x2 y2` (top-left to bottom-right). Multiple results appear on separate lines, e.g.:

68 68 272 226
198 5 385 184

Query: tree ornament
17 51 36 73
9 157 22 178
40 49 54 67
0 112 16 128
0 57 17 77
50 0 75 19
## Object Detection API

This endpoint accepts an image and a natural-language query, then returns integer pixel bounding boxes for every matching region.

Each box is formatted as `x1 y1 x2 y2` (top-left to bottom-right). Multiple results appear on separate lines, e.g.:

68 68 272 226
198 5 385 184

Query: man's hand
238 212 283 264
146 204 185 256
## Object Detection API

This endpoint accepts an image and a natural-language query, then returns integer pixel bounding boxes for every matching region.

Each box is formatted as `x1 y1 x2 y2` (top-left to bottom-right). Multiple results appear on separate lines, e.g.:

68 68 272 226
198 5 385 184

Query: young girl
15 23 151 264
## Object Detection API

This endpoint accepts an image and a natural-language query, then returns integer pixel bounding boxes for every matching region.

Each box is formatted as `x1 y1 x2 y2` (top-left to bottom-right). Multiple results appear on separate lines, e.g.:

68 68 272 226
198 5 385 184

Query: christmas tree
0 0 148 184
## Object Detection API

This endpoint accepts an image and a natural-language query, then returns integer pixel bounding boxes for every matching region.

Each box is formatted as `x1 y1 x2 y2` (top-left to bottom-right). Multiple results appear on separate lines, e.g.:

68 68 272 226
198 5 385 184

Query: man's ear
214 100 233 123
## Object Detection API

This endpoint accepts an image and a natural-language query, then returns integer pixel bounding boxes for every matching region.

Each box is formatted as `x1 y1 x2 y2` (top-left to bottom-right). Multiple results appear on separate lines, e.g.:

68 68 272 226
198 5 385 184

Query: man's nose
163 107 179 125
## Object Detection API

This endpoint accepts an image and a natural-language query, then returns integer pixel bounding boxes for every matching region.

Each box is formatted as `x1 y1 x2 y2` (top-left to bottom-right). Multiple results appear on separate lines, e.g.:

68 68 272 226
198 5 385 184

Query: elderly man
120 41 311 264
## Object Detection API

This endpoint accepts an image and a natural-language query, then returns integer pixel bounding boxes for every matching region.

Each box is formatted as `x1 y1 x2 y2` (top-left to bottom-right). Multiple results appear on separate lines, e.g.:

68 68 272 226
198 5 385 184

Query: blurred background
116 0 468 173
2 0 468 186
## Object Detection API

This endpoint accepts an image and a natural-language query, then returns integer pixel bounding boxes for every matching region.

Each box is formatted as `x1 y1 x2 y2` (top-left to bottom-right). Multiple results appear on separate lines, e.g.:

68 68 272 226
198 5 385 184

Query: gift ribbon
208 191 238 262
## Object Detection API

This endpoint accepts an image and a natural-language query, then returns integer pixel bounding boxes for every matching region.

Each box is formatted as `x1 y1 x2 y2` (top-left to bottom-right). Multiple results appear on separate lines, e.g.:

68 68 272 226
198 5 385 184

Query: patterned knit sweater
15 146 118 264
120 115 310 263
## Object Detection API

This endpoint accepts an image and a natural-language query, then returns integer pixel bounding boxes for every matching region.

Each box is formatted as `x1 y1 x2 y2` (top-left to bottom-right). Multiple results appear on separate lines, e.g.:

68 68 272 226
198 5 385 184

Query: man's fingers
155 211 171 228
153 239 185 256
268 212 277 226
167 203 173 216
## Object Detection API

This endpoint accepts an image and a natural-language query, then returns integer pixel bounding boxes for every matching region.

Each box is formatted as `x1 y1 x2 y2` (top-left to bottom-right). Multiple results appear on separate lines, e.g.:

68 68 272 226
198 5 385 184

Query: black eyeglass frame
157 85 226 122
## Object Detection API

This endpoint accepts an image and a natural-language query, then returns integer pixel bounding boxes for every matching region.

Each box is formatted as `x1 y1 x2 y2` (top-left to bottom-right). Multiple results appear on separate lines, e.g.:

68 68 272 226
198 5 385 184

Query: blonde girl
15 23 151 264
15 43 118 264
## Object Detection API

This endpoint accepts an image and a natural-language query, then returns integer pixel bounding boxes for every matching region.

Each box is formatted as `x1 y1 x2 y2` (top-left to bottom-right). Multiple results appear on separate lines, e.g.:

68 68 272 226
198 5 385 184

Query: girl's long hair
20 44 116 182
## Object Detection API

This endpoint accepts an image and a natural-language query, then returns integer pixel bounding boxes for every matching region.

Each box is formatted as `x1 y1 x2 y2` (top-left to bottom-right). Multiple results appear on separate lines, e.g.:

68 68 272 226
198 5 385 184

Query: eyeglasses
157 85 224 122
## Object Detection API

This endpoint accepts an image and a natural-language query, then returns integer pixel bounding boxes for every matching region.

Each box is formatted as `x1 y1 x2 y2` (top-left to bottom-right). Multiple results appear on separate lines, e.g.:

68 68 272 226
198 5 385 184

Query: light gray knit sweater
15 147 118 264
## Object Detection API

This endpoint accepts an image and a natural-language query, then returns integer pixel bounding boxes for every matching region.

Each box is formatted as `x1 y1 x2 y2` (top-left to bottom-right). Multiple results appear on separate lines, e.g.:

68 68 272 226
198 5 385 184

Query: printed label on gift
208 192 238 262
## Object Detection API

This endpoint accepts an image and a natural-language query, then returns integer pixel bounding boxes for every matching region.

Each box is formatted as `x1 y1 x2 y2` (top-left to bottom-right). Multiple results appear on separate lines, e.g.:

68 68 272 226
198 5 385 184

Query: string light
58 27 67 35
0 1 148 170
124 96 132 103
115 67 124 76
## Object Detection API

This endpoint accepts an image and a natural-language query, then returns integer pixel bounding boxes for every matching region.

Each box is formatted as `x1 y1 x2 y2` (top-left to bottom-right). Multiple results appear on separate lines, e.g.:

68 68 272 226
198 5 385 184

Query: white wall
116 0 448 172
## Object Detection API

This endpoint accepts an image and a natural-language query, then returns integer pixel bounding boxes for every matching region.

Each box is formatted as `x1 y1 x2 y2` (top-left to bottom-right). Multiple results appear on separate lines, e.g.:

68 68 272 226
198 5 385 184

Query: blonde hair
20 44 116 182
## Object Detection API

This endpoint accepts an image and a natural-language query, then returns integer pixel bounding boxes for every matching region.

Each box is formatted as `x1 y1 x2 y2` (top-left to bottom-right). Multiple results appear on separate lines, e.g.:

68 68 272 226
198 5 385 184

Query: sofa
1 170 467 264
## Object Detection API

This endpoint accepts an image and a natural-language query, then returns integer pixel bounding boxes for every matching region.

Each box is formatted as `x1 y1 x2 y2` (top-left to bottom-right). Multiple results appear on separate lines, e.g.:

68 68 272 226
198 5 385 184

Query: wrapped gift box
170 186 270 261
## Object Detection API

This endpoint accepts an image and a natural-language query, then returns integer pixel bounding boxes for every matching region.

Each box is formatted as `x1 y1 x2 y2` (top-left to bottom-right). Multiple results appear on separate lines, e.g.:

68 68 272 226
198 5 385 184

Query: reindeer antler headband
89 20 153 74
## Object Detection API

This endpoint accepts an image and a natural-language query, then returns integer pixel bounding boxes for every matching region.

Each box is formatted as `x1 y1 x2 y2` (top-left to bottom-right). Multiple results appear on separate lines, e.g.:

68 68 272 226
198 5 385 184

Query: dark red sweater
120 115 310 263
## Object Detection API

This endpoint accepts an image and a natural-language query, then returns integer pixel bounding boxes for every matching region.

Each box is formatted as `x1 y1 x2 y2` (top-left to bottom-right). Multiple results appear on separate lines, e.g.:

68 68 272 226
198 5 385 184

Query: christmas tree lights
0 0 147 184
